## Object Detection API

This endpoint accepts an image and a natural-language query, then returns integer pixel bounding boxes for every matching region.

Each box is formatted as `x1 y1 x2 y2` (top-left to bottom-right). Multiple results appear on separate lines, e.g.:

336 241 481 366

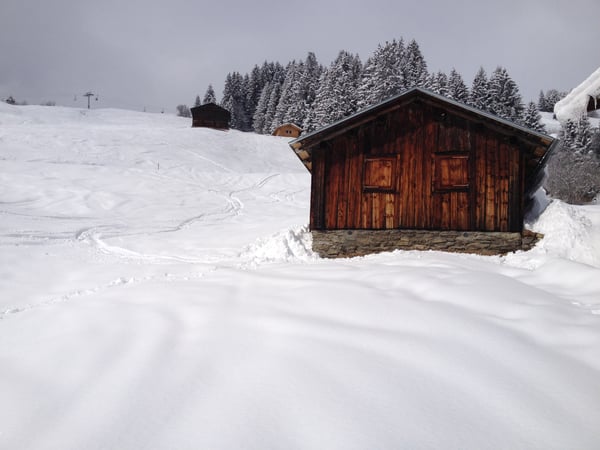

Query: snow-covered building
554 67 600 123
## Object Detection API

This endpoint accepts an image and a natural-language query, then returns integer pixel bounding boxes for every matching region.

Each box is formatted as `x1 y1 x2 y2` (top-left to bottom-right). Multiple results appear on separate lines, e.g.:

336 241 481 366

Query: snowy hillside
1 104 599 450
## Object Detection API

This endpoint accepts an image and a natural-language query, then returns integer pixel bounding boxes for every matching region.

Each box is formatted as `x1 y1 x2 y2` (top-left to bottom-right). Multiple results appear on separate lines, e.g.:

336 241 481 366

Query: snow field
1 103 599 449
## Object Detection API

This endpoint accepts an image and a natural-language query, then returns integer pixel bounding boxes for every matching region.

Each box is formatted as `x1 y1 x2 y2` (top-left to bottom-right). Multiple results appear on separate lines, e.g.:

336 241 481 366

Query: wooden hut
190 103 230 129
290 88 557 257
273 123 303 138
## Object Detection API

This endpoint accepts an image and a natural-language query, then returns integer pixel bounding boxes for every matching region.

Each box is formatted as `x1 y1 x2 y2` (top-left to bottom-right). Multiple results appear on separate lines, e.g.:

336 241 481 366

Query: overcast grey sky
1 0 598 113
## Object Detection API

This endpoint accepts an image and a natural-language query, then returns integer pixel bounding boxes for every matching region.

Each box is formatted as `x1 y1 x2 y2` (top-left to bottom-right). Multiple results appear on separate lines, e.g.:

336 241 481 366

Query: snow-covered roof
554 67 600 123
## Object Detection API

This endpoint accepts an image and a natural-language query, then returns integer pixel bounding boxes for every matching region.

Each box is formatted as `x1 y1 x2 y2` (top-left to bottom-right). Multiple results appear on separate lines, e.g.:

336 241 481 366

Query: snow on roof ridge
554 66 600 123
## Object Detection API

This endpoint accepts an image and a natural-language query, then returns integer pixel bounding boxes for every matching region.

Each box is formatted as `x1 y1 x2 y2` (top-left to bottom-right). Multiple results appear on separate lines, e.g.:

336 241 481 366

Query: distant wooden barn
273 123 303 138
290 88 557 257
191 103 230 129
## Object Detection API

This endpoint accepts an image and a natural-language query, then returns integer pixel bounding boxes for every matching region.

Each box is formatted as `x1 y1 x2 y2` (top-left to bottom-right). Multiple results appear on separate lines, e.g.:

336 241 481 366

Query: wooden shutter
363 157 396 192
433 153 469 191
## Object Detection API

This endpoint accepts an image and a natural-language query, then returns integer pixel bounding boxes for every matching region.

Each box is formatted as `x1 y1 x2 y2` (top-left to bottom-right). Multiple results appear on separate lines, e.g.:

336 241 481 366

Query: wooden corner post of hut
289 88 557 258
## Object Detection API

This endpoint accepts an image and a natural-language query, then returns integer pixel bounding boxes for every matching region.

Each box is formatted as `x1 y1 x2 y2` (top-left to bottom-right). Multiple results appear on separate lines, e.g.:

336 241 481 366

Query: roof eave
289 87 556 173
291 87 554 146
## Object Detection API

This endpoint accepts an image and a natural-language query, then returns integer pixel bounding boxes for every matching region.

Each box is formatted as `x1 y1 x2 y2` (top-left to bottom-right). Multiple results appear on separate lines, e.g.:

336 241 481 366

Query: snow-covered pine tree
356 39 405 109
558 116 594 154
302 106 317 134
221 72 250 131
194 95 201 107
302 52 323 115
272 60 305 131
221 73 235 120
240 73 252 129
258 61 276 86
252 82 273 134
522 101 546 133
260 61 286 87
355 54 378 109
288 52 324 133
401 39 428 89
487 66 524 123
559 117 591 154
308 50 362 132
263 82 282 134
203 84 217 104
560 119 577 151
574 115 593 154
468 67 489 111
255 63 287 134
447 68 469 103
257 61 273 86
541 89 567 113
537 90 547 112
245 65 263 128
428 71 448 96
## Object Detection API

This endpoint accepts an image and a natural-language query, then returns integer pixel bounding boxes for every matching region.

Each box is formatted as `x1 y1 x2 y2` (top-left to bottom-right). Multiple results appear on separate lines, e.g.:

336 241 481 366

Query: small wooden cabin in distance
289 88 557 257
190 103 230 129
273 123 303 138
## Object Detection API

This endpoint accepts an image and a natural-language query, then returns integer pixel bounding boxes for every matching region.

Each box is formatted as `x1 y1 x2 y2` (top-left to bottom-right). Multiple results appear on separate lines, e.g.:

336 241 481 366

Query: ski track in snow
76 226 216 265
0 161 290 319
183 148 236 173
0 268 218 320
70 173 283 261
0 220 311 320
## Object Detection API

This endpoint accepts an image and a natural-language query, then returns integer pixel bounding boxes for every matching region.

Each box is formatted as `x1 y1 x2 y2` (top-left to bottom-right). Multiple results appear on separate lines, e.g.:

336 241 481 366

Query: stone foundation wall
312 229 542 258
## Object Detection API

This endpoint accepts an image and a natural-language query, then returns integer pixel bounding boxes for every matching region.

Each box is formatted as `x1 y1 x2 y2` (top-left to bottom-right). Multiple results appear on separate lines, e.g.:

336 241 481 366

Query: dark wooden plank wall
435 112 470 230
311 103 524 232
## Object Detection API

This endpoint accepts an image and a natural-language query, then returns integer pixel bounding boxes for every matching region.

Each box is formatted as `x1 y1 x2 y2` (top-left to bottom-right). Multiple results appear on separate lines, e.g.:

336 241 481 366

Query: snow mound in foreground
507 200 598 268
239 225 317 266
240 200 598 270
